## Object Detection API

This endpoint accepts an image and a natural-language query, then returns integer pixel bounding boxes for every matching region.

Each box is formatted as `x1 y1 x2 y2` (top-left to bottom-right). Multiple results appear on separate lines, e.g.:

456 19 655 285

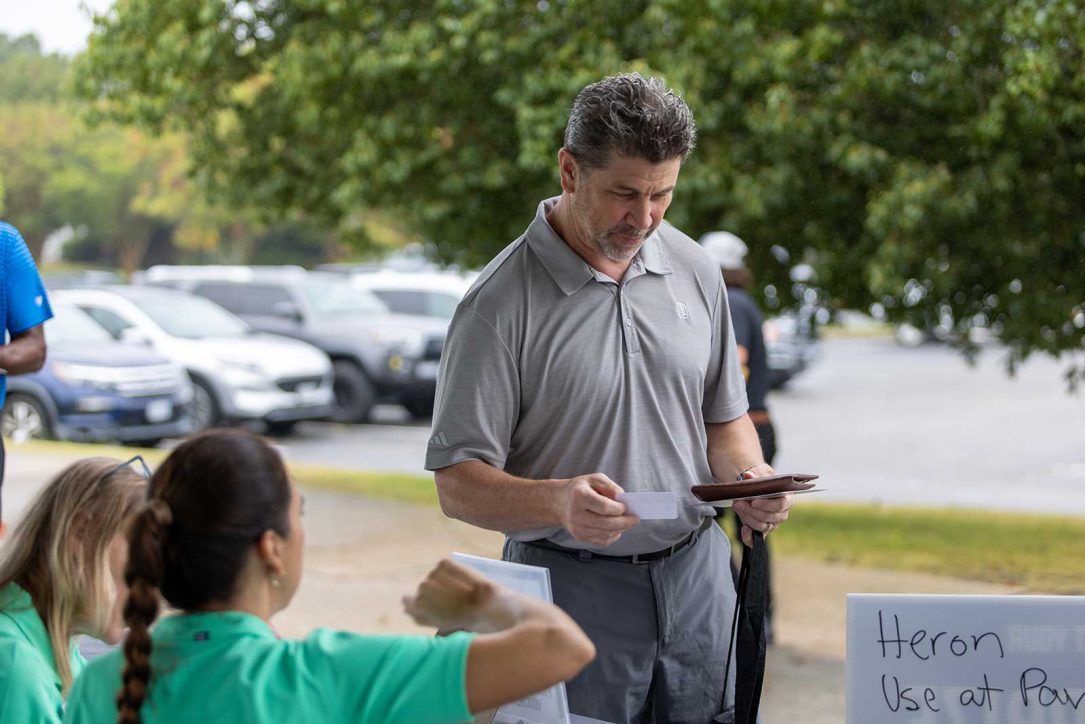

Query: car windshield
44 304 115 345
128 291 250 338
299 281 388 318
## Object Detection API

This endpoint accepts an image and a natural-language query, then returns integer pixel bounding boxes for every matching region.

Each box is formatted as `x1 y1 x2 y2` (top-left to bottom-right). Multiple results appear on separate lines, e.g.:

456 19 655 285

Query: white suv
346 270 476 323
54 286 334 434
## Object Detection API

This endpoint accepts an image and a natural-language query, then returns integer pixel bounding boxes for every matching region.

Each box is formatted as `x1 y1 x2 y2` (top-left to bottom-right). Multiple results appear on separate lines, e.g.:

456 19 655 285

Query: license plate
145 398 172 423
414 361 440 380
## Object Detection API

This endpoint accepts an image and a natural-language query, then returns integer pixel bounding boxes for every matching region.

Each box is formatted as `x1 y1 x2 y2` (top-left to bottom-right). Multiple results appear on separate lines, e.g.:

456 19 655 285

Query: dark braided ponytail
116 499 172 724
112 429 292 723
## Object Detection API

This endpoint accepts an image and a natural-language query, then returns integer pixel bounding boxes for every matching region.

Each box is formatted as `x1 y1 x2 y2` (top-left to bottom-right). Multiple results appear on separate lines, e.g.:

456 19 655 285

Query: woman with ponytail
65 429 594 723
0 457 148 722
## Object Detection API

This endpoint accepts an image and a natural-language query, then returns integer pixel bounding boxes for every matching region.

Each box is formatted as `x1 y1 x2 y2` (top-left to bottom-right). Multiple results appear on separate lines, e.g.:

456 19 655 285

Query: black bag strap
721 530 769 723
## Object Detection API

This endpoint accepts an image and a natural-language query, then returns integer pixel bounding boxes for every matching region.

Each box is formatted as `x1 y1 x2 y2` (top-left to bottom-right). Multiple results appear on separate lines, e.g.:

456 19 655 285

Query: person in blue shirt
1 220 54 534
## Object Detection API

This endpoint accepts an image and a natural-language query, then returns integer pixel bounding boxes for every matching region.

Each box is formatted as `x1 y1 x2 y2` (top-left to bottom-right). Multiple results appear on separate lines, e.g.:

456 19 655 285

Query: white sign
847 594 1085 723
451 553 572 724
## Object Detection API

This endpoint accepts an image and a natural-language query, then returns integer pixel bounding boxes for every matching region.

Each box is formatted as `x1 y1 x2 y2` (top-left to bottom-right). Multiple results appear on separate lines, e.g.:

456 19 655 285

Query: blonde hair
0 457 147 692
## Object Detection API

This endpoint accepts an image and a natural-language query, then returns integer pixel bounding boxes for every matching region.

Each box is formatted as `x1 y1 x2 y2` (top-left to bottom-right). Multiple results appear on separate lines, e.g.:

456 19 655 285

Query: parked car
41 269 124 289
1 302 193 446
761 264 824 389
763 310 820 388
138 266 449 421
346 270 475 322
53 286 334 434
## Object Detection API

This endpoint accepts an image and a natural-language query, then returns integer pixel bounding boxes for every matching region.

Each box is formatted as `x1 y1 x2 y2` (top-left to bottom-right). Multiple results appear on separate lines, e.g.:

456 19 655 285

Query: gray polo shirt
426 197 748 555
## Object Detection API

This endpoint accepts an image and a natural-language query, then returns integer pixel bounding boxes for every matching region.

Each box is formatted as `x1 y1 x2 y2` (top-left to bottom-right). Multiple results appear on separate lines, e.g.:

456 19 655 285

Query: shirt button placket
619 291 641 355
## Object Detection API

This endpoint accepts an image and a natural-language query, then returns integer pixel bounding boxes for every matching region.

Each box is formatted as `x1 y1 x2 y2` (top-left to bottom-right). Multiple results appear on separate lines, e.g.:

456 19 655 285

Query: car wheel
1 393 52 443
402 392 435 420
265 420 298 436
189 379 220 431
331 361 375 423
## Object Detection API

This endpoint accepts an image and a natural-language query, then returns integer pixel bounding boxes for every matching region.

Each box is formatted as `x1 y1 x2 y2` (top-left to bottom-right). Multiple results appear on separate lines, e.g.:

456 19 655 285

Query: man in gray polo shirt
426 73 792 723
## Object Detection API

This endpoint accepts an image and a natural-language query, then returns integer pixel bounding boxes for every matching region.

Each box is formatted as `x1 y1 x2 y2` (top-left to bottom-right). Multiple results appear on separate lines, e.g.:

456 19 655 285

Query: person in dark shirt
701 230 778 640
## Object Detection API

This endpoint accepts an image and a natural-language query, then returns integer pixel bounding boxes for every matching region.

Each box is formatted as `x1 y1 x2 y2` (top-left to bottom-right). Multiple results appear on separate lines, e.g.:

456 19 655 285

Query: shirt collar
637 230 673 276
527 197 673 295
154 611 277 647
0 583 64 682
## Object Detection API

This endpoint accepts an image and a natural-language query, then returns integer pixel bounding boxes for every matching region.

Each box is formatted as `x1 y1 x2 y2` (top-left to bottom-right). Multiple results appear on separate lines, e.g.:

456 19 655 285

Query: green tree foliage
0 32 311 270
0 34 70 103
0 103 76 254
75 0 1085 376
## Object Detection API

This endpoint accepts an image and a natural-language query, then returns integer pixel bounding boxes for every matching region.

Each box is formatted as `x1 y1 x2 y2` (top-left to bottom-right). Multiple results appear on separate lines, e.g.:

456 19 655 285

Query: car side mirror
271 300 303 323
119 327 152 346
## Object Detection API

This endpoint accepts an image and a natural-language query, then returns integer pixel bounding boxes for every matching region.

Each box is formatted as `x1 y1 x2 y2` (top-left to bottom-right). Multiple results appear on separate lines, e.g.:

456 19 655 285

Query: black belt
523 517 714 565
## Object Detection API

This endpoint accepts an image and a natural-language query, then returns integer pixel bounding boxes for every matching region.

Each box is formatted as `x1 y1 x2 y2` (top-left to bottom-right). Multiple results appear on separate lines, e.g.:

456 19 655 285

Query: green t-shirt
64 611 476 724
0 582 85 724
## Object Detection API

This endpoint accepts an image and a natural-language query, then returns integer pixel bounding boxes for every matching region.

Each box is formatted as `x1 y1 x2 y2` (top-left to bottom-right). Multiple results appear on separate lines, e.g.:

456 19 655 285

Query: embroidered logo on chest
675 302 689 320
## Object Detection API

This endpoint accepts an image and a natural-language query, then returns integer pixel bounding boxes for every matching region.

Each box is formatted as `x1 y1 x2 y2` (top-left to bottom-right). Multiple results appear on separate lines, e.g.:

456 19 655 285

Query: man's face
564 150 682 263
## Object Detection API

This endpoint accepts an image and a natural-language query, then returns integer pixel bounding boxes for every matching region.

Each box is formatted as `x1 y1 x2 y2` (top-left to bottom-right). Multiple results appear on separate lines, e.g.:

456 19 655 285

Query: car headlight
365 327 425 357
214 357 275 388
52 362 122 391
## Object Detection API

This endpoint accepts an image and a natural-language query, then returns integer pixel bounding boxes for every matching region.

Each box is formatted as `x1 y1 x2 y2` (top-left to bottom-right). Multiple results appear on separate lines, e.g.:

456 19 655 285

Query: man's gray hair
564 72 697 170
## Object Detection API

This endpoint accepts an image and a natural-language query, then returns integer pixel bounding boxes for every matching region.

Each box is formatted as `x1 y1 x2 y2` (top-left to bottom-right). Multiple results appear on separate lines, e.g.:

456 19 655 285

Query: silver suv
54 286 334 434
137 267 448 421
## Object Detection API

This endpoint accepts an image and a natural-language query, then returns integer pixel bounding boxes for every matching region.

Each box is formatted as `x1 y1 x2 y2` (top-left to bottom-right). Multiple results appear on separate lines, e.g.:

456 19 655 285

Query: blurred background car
763 309 821 388
1 302 193 446
137 265 449 421
345 269 475 322
52 286 334 435
760 262 825 388
40 269 124 289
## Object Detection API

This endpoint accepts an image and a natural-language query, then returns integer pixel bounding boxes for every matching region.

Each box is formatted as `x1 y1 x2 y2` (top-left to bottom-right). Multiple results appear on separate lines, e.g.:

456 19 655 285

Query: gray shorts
504 522 738 724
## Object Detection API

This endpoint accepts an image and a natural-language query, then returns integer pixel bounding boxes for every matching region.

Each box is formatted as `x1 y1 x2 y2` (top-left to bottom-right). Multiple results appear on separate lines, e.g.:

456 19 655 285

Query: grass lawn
17 439 1085 593
768 502 1085 594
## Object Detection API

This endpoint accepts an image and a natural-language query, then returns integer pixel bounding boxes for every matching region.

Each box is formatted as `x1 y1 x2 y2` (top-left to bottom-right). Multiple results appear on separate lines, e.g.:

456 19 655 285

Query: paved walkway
2 448 1021 723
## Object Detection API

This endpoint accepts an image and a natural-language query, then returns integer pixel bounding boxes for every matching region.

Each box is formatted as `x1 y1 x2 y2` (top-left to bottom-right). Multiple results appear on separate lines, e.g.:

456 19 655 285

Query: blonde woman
0 456 148 722
64 430 594 724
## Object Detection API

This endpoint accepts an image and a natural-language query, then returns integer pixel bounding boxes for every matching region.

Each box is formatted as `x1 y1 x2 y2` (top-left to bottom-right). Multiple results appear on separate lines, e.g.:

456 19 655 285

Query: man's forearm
706 414 767 482
435 460 567 532
0 327 46 375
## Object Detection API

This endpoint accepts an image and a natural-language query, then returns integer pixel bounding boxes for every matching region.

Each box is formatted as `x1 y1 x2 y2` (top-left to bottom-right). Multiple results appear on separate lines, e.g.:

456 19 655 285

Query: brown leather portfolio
690 473 819 503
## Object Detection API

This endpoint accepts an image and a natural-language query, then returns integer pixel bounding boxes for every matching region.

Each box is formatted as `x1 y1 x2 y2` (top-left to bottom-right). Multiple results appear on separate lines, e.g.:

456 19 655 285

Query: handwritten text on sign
847 594 1085 723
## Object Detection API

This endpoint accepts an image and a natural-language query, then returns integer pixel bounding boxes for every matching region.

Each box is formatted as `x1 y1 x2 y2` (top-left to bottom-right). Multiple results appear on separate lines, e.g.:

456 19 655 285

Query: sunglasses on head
102 455 152 481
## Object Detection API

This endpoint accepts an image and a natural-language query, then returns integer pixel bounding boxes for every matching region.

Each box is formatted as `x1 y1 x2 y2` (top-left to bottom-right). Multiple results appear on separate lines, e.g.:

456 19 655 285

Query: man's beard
596 224 651 262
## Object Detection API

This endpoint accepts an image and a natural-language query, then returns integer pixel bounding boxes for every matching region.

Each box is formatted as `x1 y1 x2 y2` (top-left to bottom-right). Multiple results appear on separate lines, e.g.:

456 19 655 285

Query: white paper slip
616 492 679 520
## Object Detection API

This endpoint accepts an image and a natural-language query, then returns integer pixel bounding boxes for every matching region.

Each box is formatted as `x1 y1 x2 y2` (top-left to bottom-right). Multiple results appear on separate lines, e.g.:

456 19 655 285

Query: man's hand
557 473 639 547
731 464 793 547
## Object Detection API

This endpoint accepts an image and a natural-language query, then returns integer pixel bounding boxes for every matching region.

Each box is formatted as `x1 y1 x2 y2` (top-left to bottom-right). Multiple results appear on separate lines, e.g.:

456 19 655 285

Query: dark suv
138 268 447 421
